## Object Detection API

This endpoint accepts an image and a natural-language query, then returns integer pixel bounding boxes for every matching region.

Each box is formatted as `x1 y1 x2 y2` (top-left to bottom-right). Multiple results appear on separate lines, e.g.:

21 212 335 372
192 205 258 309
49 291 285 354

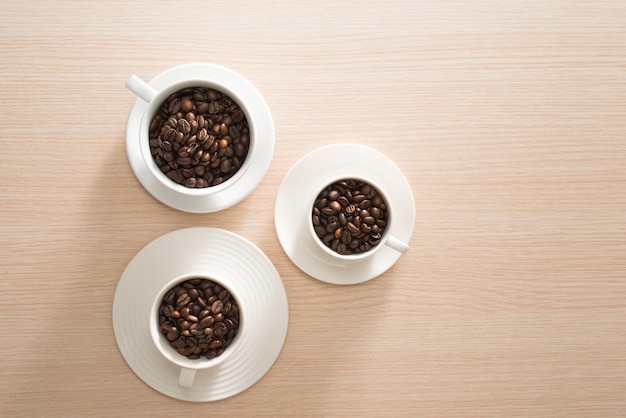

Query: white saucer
112 227 289 402
125 63 275 213
274 143 415 285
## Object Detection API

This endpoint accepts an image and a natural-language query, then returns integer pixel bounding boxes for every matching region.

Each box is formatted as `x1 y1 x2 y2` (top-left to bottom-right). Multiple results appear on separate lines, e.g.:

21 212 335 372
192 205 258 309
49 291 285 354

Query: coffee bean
177 118 191 135
347 222 359 233
223 301 232 314
149 87 250 188
220 159 232 173
209 339 222 349
312 179 389 256
158 278 240 360
341 229 352 244
177 156 191 166
352 194 366 203
181 97 193 112
166 170 183 183
208 101 220 114
199 315 214 328
196 102 209 114
214 322 228 337
329 201 341 212
177 294 191 306
219 123 228 136
183 177 197 188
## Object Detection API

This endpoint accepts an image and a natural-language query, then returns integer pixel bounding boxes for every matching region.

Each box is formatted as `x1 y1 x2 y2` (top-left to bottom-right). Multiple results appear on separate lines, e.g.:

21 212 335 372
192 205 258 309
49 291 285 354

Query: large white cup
309 176 409 262
125 64 258 197
149 274 244 388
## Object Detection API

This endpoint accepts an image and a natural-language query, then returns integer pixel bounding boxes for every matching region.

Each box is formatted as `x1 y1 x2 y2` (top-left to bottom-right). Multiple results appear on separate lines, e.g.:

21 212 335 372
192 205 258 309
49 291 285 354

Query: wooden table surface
1 1 625 416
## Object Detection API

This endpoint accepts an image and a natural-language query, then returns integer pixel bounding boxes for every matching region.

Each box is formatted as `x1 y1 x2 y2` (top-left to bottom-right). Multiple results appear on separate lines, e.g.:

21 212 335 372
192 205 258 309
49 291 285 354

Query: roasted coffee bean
177 294 191 306
312 179 389 256
160 304 173 316
158 278 240 360
149 87 249 188
347 222 359 234
166 170 184 183
232 110 244 123
199 315 214 328
211 299 223 314
209 339 223 349
214 322 228 337
181 97 193 112
329 201 341 212
183 177 197 188
222 301 232 314
341 229 352 244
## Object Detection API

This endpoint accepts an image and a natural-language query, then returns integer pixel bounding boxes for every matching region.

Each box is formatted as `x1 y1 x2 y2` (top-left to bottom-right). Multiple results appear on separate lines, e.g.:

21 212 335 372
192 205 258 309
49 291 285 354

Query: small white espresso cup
125 65 257 197
149 274 244 389
309 176 409 262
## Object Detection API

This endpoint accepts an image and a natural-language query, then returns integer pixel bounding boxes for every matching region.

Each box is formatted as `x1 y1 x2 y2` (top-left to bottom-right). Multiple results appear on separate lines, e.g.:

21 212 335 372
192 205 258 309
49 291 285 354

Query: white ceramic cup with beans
149 274 244 389
124 63 275 214
125 70 256 196
308 176 409 263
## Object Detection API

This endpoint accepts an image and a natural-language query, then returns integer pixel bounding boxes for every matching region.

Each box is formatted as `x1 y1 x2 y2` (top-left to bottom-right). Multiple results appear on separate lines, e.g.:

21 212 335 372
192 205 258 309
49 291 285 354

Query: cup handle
385 235 409 254
125 74 158 103
178 367 196 388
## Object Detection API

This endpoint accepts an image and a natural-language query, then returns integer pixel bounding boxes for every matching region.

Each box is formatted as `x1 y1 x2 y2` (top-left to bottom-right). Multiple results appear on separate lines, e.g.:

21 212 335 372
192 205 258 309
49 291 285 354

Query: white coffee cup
308 176 409 262
149 274 244 388
125 64 259 197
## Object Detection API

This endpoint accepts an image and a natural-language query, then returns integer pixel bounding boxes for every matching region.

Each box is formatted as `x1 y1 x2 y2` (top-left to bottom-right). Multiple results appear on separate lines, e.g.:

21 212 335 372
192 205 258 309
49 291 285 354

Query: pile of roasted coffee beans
312 179 388 255
158 278 240 360
149 87 250 188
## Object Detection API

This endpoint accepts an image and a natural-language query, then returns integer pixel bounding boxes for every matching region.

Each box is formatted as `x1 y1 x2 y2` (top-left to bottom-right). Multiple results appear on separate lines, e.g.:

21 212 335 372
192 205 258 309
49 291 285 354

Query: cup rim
138 77 257 196
308 175 393 261
149 273 244 371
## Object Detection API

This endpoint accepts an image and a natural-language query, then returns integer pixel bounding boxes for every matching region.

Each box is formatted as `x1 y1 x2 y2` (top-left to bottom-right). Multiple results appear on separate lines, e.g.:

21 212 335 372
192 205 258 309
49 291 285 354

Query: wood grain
1 1 625 416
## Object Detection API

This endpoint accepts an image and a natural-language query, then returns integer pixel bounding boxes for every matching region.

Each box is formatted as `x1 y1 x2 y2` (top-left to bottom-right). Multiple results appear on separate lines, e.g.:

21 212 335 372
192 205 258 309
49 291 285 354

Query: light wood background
1 1 625 416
